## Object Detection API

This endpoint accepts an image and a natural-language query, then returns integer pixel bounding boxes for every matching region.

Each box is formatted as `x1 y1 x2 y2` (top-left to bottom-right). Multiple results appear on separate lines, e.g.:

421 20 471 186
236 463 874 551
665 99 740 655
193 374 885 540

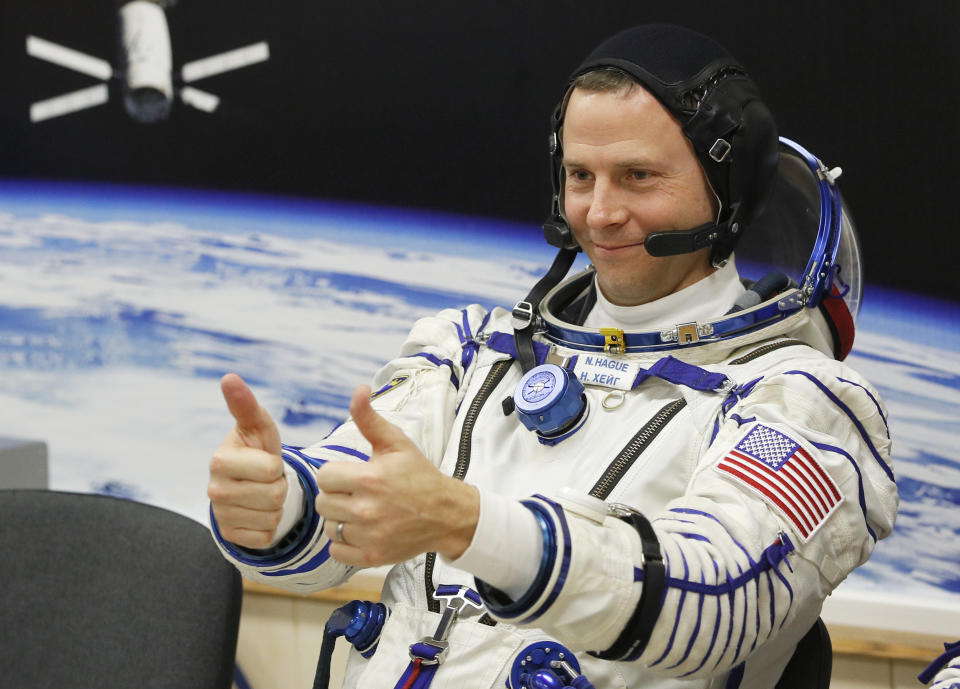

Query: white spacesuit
213 254 896 689
210 24 898 689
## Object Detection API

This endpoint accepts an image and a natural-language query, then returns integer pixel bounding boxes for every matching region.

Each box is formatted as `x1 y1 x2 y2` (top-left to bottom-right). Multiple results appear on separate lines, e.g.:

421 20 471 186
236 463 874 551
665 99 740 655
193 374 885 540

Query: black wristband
590 509 665 662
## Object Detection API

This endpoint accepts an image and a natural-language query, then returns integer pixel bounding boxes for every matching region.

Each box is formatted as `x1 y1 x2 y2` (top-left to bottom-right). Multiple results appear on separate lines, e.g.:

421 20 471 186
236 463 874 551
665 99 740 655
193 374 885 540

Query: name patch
573 355 640 390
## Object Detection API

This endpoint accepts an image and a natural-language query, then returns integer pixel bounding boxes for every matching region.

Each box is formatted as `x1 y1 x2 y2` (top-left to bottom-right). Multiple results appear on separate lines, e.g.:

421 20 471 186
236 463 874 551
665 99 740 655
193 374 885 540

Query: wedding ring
335 520 347 545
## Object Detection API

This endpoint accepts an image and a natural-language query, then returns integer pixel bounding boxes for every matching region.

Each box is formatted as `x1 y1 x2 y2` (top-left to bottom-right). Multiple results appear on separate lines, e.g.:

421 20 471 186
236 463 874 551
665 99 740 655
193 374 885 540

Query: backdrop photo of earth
1 0 958 641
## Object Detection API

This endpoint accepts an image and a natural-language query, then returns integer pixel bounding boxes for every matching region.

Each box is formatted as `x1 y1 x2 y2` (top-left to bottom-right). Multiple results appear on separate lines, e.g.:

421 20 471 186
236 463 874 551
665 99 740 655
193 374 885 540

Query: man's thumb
350 384 403 453
221 373 281 452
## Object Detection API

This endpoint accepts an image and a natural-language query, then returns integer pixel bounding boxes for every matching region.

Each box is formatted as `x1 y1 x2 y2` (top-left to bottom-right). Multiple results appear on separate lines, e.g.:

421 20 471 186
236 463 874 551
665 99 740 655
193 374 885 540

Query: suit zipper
589 398 687 501
424 358 514 614
729 338 804 365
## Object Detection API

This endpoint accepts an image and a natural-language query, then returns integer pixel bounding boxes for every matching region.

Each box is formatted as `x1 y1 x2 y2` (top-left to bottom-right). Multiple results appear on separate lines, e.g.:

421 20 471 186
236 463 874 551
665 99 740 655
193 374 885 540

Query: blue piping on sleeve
837 376 890 439
284 444 370 467
520 495 573 625
679 532 711 543
650 546 690 667
476 498 556 620
667 508 759 567
784 370 894 482
680 559 724 677
667 508 784 668
714 562 738 672
811 441 877 542
317 444 370 462
282 444 326 469
765 569 776 637
667 569 708 671
656 536 792 597
262 540 332 576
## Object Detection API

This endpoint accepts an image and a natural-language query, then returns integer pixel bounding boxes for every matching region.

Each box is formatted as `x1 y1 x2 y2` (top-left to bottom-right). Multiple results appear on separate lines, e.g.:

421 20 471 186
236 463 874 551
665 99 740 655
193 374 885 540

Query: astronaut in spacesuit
207 24 898 689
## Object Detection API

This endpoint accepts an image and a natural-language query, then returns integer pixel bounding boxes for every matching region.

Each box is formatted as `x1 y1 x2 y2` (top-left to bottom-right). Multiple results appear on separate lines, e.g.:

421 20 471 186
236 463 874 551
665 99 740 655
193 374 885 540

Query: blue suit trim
784 370 894 482
679 558 724 676
837 376 890 438
283 444 325 469
413 352 460 390
811 441 877 542
657 537 793 596
667 568 707 671
455 309 491 373
317 444 370 462
261 540 332 576
665 508 794 666
210 457 321 568
520 495 573 625
476 497 557 620
651 547 690 667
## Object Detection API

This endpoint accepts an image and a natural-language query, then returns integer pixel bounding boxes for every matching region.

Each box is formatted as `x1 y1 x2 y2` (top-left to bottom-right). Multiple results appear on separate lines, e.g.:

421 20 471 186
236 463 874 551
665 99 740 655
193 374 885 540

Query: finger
324 518 347 545
211 502 283 534
314 489 362 523
221 373 260 429
221 373 282 454
218 526 280 551
211 445 285 482
314 459 370 495
208 474 288 511
349 384 406 453
322 520 375 566
327 540 368 567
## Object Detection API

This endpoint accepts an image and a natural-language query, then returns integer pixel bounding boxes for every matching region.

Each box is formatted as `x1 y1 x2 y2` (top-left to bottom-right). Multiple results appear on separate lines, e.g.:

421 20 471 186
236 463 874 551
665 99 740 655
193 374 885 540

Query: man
208 24 897 689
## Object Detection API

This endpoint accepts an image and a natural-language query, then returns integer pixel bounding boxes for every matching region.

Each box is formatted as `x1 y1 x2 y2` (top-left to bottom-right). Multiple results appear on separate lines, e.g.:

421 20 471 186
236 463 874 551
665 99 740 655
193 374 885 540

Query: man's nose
586 179 628 229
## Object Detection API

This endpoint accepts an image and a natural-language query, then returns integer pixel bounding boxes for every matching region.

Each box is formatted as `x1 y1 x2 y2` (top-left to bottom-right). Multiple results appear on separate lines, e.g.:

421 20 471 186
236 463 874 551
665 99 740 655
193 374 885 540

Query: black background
1 1 957 299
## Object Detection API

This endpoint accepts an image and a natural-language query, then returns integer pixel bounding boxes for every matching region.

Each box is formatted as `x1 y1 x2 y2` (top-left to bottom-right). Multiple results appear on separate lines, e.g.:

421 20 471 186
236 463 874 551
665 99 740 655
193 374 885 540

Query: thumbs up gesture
315 385 480 567
208 373 287 549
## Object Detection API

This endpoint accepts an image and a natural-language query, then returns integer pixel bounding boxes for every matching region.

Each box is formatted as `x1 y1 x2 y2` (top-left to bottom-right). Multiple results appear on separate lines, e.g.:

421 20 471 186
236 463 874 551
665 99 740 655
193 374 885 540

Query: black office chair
775 618 833 689
0 489 242 689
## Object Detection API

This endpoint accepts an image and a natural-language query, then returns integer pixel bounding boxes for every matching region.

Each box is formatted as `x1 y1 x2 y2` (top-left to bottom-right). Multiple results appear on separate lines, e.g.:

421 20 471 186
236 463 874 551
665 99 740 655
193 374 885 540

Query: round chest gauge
513 363 586 436
521 369 560 404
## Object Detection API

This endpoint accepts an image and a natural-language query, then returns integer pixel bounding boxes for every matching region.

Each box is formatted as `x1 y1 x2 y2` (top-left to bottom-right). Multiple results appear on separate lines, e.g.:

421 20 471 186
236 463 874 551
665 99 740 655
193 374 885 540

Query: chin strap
513 245 578 374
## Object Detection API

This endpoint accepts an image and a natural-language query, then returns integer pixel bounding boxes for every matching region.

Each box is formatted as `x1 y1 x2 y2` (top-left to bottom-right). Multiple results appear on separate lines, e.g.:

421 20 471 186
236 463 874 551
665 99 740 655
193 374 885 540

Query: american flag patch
714 423 843 542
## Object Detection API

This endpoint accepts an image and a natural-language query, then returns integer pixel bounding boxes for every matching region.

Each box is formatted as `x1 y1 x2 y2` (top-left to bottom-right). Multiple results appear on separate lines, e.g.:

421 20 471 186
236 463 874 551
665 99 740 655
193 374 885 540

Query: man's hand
315 385 480 567
208 373 286 549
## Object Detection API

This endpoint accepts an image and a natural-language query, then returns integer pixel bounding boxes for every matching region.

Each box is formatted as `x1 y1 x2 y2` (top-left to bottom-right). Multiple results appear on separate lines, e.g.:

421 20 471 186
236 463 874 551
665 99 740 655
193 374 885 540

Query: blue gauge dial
513 363 586 437
521 370 557 404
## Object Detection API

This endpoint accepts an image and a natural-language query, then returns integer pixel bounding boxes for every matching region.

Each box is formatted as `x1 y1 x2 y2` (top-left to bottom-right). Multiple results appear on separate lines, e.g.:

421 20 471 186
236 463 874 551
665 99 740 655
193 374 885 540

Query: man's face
562 86 718 306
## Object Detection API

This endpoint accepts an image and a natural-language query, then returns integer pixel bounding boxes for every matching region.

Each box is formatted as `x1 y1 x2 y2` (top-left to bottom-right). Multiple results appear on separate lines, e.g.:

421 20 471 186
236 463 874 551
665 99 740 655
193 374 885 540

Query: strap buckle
512 300 535 331
709 138 732 162
409 585 484 666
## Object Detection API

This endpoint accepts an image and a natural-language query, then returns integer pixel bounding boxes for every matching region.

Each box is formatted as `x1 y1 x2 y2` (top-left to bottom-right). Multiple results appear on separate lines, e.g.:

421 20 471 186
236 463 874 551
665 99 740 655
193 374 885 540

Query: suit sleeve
211 304 499 592
478 358 898 680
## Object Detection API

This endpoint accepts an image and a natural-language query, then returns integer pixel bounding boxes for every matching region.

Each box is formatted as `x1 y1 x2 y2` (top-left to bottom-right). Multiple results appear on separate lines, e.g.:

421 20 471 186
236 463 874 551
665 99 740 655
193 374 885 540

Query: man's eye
569 170 590 181
631 170 650 181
